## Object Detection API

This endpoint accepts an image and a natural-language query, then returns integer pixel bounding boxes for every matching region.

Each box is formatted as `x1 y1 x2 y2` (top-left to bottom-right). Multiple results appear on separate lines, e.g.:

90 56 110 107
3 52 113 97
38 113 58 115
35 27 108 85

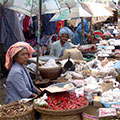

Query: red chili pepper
43 92 87 111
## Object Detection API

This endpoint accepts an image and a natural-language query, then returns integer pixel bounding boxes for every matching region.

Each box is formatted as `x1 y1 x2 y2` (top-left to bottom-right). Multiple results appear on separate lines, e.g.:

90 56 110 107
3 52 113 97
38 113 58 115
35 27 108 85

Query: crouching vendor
5 42 41 104
50 27 73 57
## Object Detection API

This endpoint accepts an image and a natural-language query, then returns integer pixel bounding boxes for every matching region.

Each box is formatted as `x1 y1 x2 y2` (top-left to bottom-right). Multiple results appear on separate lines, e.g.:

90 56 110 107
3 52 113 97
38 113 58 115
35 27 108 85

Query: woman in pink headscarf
5 42 41 103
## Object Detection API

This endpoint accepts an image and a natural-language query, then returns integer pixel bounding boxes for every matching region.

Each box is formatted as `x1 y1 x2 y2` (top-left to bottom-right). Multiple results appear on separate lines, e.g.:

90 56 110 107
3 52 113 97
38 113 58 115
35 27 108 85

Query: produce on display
0 103 32 118
101 89 120 103
35 92 88 111
79 44 97 51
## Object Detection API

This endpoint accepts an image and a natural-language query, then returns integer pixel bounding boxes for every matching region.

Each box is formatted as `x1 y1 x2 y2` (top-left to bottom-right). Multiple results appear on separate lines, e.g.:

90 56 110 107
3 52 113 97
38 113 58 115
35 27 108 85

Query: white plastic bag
99 108 116 117
41 59 58 68
34 93 48 106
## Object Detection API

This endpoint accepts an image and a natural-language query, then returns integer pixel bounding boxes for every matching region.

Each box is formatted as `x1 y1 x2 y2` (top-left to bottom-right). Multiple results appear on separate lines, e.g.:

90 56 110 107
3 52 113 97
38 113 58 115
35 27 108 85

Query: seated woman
5 42 41 103
50 27 73 57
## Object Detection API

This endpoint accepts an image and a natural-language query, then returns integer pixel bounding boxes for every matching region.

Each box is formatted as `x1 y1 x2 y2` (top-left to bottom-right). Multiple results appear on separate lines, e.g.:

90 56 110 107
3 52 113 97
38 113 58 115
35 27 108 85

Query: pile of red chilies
43 92 87 110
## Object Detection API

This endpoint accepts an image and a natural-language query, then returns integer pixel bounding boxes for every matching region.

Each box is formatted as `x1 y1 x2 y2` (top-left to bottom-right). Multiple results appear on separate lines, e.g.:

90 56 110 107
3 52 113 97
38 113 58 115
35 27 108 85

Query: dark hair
13 52 19 64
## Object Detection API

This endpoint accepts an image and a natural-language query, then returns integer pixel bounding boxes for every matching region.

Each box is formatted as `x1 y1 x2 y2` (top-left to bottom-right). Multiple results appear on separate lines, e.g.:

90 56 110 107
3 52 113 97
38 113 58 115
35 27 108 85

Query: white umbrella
68 16 109 27
50 2 113 21
0 0 81 16
81 2 113 17
50 7 92 22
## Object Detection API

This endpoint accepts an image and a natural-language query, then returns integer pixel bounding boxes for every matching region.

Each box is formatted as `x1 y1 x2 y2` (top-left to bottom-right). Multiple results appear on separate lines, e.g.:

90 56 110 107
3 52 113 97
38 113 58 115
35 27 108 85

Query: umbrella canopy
0 0 81 16
81 2 113 17
82 0 117 10
67 16 109 27
50 6 92 21
82 1 115 24
50 2 113 21
67 19 81 27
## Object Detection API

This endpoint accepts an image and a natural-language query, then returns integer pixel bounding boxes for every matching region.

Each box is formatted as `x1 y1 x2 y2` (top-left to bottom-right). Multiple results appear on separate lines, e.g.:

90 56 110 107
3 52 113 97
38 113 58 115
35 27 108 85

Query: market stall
1 0 120 120
1 39 120 119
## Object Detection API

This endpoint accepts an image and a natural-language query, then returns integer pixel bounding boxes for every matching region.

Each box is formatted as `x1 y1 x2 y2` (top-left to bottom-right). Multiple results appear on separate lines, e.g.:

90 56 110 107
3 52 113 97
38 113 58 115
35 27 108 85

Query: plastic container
100 99 120 108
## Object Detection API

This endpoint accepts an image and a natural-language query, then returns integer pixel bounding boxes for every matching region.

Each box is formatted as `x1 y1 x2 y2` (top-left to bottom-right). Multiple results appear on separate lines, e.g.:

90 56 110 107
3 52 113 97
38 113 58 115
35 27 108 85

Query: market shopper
50 27 73 57
72 18 92 45
5 42 41 103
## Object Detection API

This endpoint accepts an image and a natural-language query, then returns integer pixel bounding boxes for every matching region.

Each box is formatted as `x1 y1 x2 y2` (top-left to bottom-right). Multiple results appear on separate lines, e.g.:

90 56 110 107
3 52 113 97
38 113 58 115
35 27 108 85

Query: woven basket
34 103 88 120
0 102 37 120
41 113 81 120
34 102 88 116
82 106 99 120
38 66 62 80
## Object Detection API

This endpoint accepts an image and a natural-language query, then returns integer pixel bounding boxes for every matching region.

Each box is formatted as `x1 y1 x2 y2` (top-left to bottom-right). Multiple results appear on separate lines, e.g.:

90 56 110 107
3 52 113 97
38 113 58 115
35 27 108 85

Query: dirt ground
0 76 6 105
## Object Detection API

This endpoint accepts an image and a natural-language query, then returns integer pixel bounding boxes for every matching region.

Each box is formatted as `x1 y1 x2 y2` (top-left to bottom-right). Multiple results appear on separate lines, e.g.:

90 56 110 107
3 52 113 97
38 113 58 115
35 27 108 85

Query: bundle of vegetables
42 92 88 110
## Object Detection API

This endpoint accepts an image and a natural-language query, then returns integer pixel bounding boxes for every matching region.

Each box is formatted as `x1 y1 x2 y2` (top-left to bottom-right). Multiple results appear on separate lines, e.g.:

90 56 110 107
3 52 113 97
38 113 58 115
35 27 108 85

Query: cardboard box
93 96 103 107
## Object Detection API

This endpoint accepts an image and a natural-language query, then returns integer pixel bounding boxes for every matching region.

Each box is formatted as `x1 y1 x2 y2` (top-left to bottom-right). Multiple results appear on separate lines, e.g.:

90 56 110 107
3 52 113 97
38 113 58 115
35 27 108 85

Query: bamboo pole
35 0 42 81
90 18 93 44
81 17 84 45
90 18 92 34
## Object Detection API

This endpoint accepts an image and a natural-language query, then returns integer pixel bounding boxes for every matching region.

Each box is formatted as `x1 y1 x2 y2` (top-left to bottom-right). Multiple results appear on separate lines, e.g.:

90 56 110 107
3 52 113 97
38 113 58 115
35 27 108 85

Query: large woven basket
40 114 81 120
0 102 37 120
82 106 99 120
34 102 88 120
38 66 62 80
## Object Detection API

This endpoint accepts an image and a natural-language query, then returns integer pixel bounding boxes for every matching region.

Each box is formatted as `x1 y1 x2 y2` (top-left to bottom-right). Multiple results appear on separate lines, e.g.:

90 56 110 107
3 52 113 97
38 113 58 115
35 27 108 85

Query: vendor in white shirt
50 27 73 57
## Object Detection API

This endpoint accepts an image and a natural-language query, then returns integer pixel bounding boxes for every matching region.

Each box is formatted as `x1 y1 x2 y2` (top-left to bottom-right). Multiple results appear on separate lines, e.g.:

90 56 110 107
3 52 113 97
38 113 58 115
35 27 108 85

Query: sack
62 48 83 60
102 82 113 93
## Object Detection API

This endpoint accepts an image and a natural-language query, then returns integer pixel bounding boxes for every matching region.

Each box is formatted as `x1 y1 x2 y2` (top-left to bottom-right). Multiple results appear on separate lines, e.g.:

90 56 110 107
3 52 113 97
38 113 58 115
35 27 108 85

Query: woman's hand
29 93 37 98
34 86 42 94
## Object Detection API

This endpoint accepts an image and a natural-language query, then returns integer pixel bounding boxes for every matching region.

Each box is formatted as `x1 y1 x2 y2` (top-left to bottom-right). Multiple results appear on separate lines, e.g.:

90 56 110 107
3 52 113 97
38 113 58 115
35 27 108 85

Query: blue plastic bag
114 61 120 74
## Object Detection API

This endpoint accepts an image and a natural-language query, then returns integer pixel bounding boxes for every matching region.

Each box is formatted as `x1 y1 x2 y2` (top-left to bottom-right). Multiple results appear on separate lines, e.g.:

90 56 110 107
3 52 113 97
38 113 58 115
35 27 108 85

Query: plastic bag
41 59 58 68
84 91 93 103
75 88 84 98
114 61 120 74
99 108 116 117
34 93 48 106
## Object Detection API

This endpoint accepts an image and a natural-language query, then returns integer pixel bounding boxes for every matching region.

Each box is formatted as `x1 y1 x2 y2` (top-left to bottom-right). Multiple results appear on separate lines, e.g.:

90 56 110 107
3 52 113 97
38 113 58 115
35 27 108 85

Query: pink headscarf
5 42 35 69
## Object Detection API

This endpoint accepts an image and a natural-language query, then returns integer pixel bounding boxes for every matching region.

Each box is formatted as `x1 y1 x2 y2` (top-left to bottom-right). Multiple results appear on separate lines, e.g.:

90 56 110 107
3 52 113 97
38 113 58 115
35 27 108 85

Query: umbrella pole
81 17 84 45
35 0 42 81
90 18 93 43
90 19 92 34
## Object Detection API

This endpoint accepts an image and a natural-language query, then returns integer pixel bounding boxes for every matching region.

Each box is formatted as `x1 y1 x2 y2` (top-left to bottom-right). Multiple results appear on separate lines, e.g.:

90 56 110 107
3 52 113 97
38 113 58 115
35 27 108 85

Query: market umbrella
67 19 81 27
50 7 92 21
82 2 113 17
81 0 117 24
0 0 81 16
80 0 116 25
67 16 109 27
82 0 116 8
50 2 113 21
50 2 113 44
